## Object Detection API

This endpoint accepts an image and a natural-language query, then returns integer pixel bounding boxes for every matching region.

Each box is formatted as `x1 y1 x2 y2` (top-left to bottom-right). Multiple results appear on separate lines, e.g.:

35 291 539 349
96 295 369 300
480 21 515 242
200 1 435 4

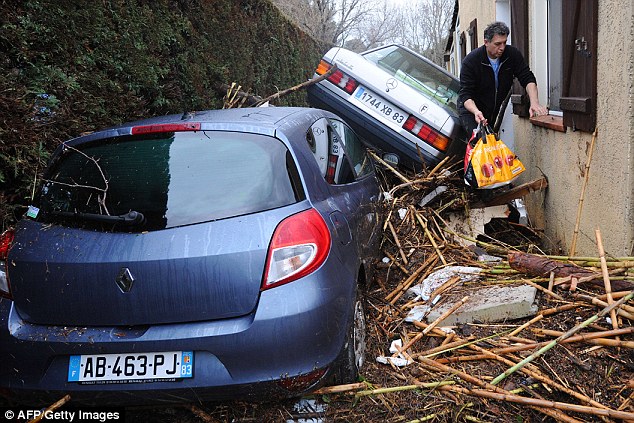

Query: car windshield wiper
48 210 146 226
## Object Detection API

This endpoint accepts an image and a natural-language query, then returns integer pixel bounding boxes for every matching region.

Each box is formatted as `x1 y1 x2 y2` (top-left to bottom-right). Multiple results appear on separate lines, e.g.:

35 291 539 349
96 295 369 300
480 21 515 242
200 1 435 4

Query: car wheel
333 294 366 384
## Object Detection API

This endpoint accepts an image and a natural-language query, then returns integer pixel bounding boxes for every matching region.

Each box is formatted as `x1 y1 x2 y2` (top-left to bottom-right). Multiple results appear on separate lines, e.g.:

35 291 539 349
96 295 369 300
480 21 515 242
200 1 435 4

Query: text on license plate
68 351 193 382
354 87 407 124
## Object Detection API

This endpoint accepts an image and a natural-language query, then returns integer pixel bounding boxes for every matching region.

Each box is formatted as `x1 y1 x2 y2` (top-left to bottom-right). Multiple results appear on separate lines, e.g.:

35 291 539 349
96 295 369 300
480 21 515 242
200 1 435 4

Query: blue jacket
458 44 536 124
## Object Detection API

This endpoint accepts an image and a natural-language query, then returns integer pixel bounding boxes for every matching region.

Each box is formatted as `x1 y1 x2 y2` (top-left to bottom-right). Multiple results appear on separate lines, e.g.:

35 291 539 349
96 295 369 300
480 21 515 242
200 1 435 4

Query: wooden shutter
510 0 529 117
468 19 478 51
560 0 597 132
460 31 466 60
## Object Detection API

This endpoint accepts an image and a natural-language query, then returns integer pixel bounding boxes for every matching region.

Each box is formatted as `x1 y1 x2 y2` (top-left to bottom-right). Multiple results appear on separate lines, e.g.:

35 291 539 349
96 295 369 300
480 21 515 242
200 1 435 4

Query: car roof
56 107 336 149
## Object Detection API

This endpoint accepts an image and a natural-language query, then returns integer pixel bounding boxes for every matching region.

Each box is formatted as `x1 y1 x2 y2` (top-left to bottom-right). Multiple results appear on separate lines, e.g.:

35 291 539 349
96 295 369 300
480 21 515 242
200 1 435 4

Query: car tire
332 292 366 384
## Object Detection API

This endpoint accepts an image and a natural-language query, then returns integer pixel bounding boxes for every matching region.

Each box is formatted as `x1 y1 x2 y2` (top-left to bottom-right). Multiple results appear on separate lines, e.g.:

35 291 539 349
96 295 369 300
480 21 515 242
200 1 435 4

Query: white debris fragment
376 339 413 367
287 398 326 423
419 185 448 207
383 191 393 201
405 305 430 322
382 257 391 264
376 356 411 367
398 208 407 220
478 254 503 262
406 266 482 301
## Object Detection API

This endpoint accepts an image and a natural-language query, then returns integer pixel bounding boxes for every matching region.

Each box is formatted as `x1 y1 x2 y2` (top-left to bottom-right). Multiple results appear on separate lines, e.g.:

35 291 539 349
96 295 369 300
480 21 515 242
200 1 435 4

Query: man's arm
525 82 548 117
463 99 487 126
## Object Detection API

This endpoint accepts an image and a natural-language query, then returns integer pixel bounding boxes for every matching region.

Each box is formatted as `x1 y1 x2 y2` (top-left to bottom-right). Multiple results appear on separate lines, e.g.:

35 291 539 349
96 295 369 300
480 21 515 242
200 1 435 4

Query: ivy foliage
0 0 325 229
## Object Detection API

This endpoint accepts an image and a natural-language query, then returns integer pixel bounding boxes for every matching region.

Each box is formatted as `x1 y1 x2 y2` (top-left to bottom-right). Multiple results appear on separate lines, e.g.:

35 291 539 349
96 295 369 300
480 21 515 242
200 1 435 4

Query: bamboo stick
572 294 634 320
427 155 451 178
491 291 634 385
538 303 586 316
507 314 544 337
395 296 468 358
468 344 610 411
419 357 583 423
423 296 468 335
596 229 620 335
388 220 408 265
354 381 455 397
311 382 367 395
368 150 411 185
521 278 565 301
439 385 634 420
413 208 447 266
384 251 411 275
569 126 597 256
30 395 72 423
385 255 435 302
491 327 634 354
531 327 634 343
412 338 474 359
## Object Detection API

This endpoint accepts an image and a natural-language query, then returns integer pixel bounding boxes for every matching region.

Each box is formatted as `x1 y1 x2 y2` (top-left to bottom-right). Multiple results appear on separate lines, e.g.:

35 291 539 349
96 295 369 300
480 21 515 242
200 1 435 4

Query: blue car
0 107 381 405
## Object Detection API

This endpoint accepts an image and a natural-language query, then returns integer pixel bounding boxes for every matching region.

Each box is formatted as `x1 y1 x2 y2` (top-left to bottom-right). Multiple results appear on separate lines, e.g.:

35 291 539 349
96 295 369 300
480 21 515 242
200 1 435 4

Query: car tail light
402 115 451 152
262 209 331 290
0 229 14 299
325 154 338 184
131 122 201 135
315 60 359 94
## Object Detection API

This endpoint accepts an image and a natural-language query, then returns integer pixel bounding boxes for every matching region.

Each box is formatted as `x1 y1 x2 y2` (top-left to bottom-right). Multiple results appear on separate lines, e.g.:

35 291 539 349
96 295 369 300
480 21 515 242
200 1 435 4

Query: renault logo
116 267 135 293
386 78 398 92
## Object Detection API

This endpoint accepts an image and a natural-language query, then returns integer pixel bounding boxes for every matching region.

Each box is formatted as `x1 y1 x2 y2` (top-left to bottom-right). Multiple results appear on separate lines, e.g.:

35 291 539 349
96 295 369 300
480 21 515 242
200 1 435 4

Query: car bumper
0 261 355 406
307 83 443 168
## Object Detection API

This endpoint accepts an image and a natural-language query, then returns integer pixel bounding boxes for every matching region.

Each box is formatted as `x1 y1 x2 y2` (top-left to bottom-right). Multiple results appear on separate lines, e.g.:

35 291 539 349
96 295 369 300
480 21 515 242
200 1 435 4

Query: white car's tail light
262 209 331 290
315 60 359 94
402 115 451 152
0 229 14 299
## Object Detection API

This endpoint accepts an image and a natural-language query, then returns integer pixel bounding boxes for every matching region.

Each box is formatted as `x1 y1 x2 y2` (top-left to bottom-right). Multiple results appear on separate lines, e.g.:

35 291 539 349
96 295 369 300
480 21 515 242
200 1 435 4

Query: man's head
483 21 510 59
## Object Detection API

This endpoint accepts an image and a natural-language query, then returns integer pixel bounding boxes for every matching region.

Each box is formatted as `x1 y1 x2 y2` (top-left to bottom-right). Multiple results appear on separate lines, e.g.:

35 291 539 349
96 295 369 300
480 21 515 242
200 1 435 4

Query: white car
307 44 465 169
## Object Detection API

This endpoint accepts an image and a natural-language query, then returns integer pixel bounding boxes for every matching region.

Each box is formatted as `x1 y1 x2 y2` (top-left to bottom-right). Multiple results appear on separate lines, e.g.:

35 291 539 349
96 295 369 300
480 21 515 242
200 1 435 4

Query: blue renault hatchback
0 107 381 405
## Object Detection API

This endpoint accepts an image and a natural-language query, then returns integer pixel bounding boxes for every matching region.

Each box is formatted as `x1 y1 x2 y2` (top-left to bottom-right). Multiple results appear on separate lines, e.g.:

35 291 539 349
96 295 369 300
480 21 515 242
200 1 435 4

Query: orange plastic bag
464 126 525 189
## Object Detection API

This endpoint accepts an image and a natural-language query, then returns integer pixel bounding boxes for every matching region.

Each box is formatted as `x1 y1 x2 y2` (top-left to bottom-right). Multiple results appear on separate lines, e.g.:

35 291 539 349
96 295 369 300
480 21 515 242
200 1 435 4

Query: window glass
363 45 460 113
38 132 300 231
329 118 373 178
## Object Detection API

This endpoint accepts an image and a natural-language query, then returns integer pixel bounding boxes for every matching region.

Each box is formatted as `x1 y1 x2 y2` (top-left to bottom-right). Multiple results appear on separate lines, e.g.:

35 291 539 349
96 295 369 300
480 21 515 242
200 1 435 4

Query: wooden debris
307 155 634 422
508 251 634 291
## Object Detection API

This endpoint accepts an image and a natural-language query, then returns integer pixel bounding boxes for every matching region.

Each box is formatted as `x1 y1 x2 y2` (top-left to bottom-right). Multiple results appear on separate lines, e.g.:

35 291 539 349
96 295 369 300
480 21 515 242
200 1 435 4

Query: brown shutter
468 19 478 51
510 0 529 117
460 32 466 60
560 0 597 132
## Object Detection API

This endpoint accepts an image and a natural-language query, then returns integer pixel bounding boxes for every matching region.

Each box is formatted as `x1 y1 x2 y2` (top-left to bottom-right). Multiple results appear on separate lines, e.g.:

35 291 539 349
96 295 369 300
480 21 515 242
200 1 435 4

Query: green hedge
0 0 325 229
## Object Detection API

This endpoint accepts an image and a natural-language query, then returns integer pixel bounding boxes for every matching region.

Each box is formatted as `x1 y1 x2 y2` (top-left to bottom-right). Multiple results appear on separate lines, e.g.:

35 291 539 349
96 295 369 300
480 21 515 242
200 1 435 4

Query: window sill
529 114 566 132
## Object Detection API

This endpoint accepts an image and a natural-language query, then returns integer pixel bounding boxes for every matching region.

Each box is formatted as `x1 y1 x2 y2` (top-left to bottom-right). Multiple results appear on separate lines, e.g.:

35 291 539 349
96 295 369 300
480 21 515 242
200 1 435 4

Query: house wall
514 0 634 256
453 0 634 256
458 1 496 50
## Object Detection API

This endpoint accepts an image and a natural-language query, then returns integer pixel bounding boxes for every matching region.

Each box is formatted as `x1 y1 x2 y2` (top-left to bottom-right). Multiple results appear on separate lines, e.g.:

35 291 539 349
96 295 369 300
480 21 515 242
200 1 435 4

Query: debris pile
314 156 634 422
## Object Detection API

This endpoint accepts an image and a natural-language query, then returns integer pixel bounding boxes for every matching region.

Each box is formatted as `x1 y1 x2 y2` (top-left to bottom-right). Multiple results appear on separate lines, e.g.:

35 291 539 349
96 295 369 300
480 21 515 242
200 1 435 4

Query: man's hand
464 99 488 126
526 82 548 117
530 103 548 117
474 110 488 126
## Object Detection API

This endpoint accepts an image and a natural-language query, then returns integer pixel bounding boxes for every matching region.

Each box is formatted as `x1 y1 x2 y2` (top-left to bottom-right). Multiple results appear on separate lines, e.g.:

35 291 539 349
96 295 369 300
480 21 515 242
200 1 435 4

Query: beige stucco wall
458 1 496 48
514 0 634 257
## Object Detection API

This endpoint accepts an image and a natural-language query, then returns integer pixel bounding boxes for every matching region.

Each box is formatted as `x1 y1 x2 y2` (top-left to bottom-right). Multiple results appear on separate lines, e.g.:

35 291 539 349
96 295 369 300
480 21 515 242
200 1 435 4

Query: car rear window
36 131 303 231
363 45 460 114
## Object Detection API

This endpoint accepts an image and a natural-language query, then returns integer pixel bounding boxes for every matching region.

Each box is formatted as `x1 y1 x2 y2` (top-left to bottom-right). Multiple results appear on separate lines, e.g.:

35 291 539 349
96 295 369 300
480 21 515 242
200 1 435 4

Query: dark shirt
458 44 536 129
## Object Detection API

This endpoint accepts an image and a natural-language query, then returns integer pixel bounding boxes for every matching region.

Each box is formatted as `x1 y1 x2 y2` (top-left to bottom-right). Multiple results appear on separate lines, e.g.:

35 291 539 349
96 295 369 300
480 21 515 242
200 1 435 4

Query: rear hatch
8 129 305 326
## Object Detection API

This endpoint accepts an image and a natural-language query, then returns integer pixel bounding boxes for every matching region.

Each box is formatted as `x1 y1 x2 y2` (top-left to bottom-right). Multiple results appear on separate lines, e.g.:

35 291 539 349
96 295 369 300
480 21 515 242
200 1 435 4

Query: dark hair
484 21 510 41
